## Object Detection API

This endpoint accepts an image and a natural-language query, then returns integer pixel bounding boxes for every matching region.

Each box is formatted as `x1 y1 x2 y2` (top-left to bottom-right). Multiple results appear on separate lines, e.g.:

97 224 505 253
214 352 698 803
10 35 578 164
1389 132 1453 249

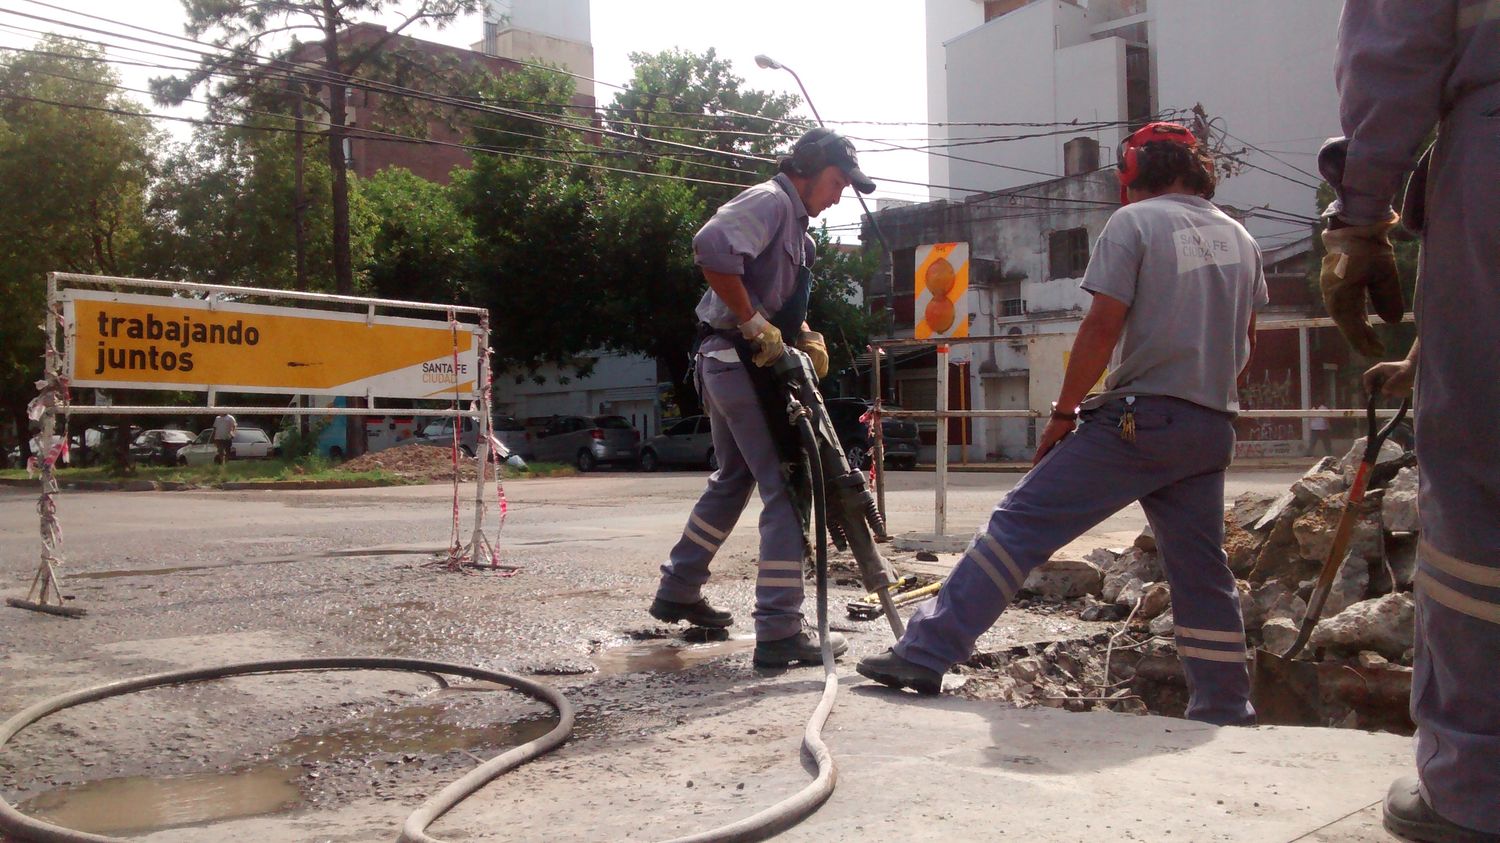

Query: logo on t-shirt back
1174 224 1242 274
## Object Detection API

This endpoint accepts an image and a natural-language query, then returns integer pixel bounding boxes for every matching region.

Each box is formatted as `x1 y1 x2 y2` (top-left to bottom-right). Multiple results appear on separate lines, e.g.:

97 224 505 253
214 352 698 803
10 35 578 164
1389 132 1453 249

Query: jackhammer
771 349 906 640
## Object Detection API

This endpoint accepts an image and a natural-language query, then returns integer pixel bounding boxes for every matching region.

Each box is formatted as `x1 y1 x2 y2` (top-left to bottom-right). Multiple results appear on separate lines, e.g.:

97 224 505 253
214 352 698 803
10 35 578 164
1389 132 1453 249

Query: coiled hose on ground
0 416 842 843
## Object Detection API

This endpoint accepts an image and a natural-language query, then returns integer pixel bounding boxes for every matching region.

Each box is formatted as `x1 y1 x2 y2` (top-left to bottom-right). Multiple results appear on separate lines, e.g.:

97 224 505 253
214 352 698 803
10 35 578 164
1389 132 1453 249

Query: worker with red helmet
858 123 1268 726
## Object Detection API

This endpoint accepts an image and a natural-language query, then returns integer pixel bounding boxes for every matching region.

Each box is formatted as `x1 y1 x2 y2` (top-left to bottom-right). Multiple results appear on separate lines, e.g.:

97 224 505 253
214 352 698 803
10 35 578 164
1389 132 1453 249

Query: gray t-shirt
1079 194 1269 414
692 173 815 355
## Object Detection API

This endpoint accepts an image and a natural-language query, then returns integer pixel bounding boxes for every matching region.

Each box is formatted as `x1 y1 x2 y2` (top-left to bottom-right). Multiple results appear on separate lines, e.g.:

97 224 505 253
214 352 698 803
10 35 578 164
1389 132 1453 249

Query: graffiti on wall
1236 368 1301 451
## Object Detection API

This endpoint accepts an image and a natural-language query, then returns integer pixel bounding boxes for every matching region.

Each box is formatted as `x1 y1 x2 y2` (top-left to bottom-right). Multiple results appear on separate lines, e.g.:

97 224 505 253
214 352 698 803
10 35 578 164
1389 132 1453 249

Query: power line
0 89 758 189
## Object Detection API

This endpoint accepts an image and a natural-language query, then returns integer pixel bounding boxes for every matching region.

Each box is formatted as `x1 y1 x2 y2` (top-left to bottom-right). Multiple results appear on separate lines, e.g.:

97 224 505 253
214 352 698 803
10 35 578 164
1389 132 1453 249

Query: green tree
153 0 483 295
356 166 474 304
0 38 155 446
604 48 804 209
143 122 343 290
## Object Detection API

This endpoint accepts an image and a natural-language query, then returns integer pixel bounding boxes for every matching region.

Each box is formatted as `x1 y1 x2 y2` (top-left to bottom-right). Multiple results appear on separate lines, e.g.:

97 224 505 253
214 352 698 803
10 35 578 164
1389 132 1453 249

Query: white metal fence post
935 343 949 538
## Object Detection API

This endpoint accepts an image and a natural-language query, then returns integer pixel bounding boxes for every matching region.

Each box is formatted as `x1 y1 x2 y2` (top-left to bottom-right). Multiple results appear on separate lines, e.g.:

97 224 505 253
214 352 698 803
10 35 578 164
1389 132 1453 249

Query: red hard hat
1116 122 1198 204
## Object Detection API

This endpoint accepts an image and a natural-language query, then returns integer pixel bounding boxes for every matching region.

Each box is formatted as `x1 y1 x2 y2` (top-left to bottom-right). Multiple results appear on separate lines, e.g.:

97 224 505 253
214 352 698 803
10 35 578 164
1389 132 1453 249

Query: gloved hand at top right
1319 212 1404 357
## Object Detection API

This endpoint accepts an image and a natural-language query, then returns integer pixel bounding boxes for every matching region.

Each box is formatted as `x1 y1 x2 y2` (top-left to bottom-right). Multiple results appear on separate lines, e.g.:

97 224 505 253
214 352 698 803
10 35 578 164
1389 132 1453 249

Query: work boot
752 631 847 667
649 597 733 629
856 649 943 695
1383 776 1500 842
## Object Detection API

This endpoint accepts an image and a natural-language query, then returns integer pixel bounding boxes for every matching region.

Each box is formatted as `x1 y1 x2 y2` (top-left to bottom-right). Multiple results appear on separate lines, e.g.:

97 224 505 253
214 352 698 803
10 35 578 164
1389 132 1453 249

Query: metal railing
867 313 1415 543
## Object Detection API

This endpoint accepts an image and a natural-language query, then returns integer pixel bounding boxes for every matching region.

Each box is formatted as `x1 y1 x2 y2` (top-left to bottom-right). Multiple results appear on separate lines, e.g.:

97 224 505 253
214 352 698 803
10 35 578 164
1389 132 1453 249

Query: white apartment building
925 0 1344 247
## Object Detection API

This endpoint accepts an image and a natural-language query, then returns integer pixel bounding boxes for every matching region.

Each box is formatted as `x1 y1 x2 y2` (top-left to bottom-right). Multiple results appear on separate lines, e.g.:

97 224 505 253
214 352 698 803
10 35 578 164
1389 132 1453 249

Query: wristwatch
1050 402 1078 422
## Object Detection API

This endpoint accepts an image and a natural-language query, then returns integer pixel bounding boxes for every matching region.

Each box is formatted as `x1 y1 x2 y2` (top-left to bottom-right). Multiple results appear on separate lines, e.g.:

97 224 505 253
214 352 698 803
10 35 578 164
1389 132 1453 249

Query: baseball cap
791 128 877 194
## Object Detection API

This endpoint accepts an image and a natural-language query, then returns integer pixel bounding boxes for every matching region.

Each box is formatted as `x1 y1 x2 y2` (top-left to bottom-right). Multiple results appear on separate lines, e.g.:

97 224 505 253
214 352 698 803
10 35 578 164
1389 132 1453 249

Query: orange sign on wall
913 242 969 340
63 290 480 399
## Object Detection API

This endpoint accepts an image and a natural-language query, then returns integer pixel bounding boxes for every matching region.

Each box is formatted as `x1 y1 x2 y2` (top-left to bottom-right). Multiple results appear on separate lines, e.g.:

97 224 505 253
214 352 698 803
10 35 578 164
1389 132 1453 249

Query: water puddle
592 633 755 675
271 702 561 762
15 699 570 835
17 766 300 835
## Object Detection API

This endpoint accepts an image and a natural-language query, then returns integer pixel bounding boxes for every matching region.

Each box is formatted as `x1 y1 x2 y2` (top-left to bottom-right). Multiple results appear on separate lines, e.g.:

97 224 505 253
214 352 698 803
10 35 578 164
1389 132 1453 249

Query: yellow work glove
739 313 785 367
1320 215 1404 357
796 330 829 378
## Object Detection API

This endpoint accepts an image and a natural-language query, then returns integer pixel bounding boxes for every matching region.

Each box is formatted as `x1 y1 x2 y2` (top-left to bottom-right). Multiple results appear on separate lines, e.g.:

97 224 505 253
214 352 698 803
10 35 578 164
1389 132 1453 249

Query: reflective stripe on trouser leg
895 397 1234 676
1141 468 1253 726
1409 91 1500 835
756 559 806 641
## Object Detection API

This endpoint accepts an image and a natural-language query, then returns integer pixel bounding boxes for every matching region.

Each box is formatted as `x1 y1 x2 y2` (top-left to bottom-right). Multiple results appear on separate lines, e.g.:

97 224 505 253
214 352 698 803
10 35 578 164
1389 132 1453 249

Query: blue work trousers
896 396 1255 726
1407 87 1500 834
656 357 806 641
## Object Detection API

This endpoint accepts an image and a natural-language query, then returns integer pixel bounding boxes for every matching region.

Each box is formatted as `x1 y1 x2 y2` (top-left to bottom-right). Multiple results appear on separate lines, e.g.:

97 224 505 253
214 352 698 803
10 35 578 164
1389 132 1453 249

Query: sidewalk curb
0 477 399 492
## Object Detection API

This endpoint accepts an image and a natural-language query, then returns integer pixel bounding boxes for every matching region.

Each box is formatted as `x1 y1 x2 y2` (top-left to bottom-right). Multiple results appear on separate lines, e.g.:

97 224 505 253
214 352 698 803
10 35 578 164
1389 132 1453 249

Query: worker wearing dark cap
649 128 876 668
858 123 1268 726
1318 2 1500 841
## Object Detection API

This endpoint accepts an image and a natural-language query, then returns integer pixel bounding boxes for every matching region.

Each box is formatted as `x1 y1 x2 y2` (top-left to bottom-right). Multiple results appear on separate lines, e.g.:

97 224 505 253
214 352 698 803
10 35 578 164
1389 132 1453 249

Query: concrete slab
424 674 1408 842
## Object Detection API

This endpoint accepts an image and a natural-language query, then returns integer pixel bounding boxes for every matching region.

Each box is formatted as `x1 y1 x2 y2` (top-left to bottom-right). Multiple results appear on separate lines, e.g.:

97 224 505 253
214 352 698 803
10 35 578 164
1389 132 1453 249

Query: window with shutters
1049 228 1091 279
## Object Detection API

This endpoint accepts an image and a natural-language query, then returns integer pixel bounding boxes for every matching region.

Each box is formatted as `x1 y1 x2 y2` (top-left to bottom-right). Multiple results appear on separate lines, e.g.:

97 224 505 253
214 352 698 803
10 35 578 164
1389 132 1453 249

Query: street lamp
754 53 822 124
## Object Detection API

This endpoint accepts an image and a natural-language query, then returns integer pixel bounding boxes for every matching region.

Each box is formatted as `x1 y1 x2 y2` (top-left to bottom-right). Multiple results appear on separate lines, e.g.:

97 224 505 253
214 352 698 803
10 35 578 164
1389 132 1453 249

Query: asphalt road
0 466 1407 842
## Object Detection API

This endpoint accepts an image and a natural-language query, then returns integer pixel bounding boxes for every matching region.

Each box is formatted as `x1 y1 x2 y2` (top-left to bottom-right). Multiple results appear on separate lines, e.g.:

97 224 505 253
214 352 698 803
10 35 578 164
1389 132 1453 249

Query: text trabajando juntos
91 309 263 375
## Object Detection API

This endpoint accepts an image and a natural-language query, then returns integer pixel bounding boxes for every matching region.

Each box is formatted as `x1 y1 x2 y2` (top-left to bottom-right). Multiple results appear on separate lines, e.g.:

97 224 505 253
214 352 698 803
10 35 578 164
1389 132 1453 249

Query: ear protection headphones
790 131 852 176
1116 122 1197 204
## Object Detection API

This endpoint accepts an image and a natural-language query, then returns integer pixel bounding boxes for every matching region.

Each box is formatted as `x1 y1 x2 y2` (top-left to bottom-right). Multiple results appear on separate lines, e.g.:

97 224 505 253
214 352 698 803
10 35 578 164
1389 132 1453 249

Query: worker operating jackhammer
649 128 877 668
857 124 1268 725
1317 3 1500 841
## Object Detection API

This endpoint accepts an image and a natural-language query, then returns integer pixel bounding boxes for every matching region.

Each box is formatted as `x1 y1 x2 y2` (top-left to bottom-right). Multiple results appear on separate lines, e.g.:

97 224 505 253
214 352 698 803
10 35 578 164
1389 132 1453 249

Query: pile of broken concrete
962 436 1421 727
1024 435 1418 664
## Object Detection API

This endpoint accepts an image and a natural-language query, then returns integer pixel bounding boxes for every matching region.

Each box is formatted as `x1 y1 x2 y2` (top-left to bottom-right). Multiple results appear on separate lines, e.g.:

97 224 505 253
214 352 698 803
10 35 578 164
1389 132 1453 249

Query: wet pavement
0 468 1407 842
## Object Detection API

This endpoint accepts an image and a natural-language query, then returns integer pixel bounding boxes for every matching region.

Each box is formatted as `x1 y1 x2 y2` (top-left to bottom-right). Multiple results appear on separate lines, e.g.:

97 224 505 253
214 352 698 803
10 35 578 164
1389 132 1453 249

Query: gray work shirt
693 173 816 355
1331 0 1500 224
1079 194 1269 414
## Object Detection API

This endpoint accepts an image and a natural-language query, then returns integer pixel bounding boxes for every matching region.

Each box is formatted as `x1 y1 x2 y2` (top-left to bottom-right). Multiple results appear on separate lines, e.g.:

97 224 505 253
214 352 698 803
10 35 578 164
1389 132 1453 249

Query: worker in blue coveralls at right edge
1317 3 1499 842
856 120 1268 727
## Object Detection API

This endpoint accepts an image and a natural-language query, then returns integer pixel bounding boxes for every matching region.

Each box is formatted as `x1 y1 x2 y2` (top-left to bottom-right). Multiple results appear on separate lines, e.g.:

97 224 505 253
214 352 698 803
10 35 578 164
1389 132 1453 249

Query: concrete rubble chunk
1260 617 1299 655
1083 547 1119 569
1149 610 1175 638
1137 582 1171 620
1299 553 1371 619
1293 496 1383 563
1291 469 1346 505
1224 515 1263 578
1228 491 1279 530
1237 580 1260 630
1252 490 1301 533
1381 466 1420 533
1340 437 1406 485
1108 572 1147 608
1134 522 1157 553
1310 593 1415 660
1024 557 1104 600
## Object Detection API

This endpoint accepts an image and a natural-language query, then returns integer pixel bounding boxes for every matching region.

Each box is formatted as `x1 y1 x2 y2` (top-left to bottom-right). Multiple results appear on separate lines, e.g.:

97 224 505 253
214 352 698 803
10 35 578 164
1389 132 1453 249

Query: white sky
0 0 930 238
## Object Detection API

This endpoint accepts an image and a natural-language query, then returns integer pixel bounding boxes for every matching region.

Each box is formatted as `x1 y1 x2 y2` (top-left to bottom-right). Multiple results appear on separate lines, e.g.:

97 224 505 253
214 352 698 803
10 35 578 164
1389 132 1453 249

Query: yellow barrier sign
63 290 480 399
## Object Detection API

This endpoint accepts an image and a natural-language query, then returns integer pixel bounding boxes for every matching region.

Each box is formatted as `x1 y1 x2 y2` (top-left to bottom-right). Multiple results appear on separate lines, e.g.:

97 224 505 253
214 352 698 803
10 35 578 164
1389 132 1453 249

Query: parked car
129 429 197 466
530 415 640 471
640 416 717 472
177 427 274 465
824 399 921 470
414 414 535 462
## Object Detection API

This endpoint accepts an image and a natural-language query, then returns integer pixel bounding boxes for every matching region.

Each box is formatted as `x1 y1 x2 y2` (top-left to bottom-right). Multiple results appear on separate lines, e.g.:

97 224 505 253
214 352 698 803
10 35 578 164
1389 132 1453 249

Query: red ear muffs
1116 122 1198 204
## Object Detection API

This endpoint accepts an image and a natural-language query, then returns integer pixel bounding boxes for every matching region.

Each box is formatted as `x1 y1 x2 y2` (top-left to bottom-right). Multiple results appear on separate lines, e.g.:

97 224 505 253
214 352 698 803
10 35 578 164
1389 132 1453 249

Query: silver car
415 414 535 462
177 427 274 465
639 415 717 472
530 415 641 472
